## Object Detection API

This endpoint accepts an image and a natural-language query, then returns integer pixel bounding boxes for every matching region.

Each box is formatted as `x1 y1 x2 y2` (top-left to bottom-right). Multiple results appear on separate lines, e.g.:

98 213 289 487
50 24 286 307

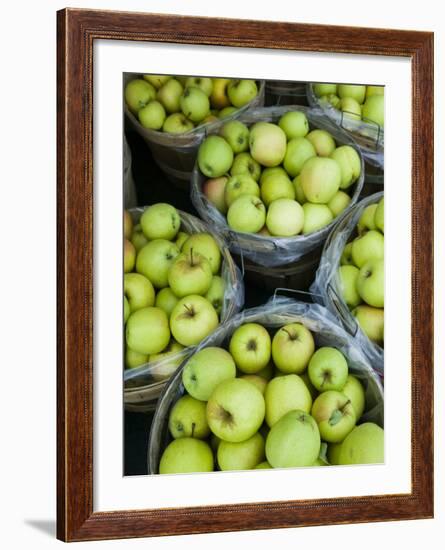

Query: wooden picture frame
57 8 434 542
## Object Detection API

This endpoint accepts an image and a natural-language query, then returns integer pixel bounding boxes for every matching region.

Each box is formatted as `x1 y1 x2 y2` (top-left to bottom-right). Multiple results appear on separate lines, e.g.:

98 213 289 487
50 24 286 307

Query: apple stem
190 247 195 266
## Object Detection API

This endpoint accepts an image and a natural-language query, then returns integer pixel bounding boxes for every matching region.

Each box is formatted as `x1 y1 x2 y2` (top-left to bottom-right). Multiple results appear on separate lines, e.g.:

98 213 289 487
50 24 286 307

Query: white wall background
1 0 442 548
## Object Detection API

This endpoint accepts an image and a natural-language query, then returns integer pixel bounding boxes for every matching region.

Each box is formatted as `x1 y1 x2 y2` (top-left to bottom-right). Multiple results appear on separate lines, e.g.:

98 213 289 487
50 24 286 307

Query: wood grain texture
57 8 434 542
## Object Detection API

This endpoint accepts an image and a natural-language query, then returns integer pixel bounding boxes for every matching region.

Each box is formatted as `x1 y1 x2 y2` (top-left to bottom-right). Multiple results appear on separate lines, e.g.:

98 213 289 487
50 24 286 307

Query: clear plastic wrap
123 134 137 208
147 296 384 474
265 80 309 107
310 192 384 374
124 74 265 185
191 105 365 267
123 207 245 410
306 83 384 169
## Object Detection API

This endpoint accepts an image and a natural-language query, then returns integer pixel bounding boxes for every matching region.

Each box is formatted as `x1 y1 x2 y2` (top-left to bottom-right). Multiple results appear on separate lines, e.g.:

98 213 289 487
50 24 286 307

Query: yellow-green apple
149 340 185 381
227 79 258 107
265 374 312 426
352 305 384 344
230 152 261 181
179 86 210 122
374 197 384 233
283 137 317 177
266 198 304 237
125 347 148 369
271 323 315 374
185 76 213 97
210 78 231 109
125 79 156 114
227 195 266 233
136 239 180 288
126 306 170 355
202 176 228 214
124 210 133 239
357 204 378 234
293 175 307 204
124 296 130 324
362 95 384 127
206 378 265 442
143 74 171 89
155 287 179 317
124 273 155 312
356 259 384 307
156 78 183 113
218 106 237 118
260 172 295 206
198 135 234 178
328 190 351 217
249 122 287 167
338 422 384 464
338 84 366 104
339 97 362 121
170 295 218 347
229 323 271 374
168 395 210 439
175 231 190 250
159 437 214 474
168 250 213 298
338 265 362 308
162 113 194 134
217 432 265 471
224 175 260 207
240 375 268 395
137 100 166 130
330 145 361 189
300 157 341 204
124 239 136 273
255 461 272 469
313 83 337 97
323 93 341 108
308 347 349 392
265 410 321 468
278 111 309 139
182 346 236 401
306 129 336 157
131 225 148 251
342 375 366 420
182 233 222 275
205 276 225 315
259 167 288 185
140 203 180 241
220 120 250 153
340 242 354 266
351 230 384 268
311 390 356 443
366 85 384 98
302 203 334 234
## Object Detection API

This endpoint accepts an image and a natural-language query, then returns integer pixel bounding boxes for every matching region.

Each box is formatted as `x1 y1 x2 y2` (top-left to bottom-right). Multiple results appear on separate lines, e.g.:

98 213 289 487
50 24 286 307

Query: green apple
175 231 190 250
362 95 384 127
182 233 222 275
198 135 234 178
210 78 231 109
311 390 356 443
357 204 378 234
278 111 309 139
131 226 148 252
240 375 268 395
227 79 258 107
202 176 228 214
227 195 266 233
124 239 136 273
271 323 315 374
149 340 185 381
159 437 214 474
328 190 351 217
124 210 133 239
230 152 261 181
293 175 307 204
168 395 210 439
220 120 250 153
224 175 260 207
124 273 155 312
185 76 213 97
170 295 219 347
255 461 272 469
324 93 341 108
374 197 384 233
136 239 180 288
306 129 336 157
337 84 366 104
124 296 130 324
259 167 288 185
351 230 384 268
137 100 166 130
265 410 321 468
143 74 171 89
219 106 238 119
168 250 212 298
156 78 184 113
313 83 337 97
300 157 341 204
229 323 271 374
260 172 295 207
205 276 225 315
340 242 354 266
266 199 304 237
125 79 156 114
249 122 287 167
339 97 362 122
330 145 361 189
308 347 349 392
338 422 384 464
327 442 343 465
182 346 236 401
265 374 312 427
352 305 384 345
162 113 194 134
126 306 170 355
366 85 384 98
125 347 148 369
342 375 366 420
155 287 179 317
283 137 317 177
217 432 265 471
356 259 384 307
179 86 210 122
140 203 180 241
338 265 362 308
206 378 265 443
302 203 334 234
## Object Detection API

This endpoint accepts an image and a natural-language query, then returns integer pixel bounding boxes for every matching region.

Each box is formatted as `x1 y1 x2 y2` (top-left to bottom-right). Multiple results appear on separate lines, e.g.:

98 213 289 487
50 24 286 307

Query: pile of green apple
337 196 384 347
158 321 384 474
197 111 361 237
313 83 384 129
125 75 259 133
124 203 228 379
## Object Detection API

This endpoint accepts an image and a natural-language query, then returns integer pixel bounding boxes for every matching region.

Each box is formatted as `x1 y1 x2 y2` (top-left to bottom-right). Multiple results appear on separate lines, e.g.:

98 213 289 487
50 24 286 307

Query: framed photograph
57 8 434 542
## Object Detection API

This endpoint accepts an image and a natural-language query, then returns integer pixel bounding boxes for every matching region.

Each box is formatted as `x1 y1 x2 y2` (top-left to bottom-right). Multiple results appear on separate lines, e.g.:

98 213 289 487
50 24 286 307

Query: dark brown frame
57 8 434 542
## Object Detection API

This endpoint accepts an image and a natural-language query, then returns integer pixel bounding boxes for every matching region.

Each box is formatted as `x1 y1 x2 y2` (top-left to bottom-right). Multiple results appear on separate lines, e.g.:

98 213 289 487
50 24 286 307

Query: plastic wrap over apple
310 192 384 374
306 83 384 168
124 207 244 404
148 296 383 474
191 105 365 267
